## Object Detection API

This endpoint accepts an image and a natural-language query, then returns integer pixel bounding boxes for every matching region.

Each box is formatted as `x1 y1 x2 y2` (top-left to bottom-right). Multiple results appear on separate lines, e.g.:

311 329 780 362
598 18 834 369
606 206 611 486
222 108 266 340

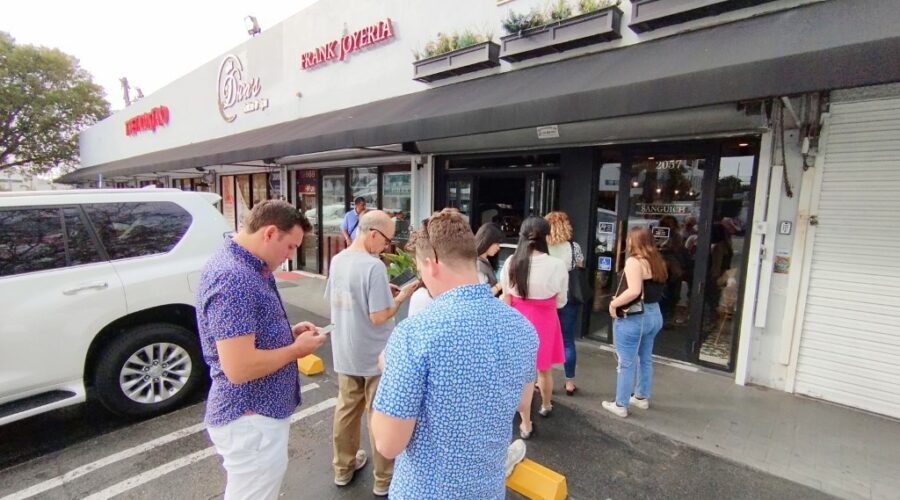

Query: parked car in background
0 189 232 425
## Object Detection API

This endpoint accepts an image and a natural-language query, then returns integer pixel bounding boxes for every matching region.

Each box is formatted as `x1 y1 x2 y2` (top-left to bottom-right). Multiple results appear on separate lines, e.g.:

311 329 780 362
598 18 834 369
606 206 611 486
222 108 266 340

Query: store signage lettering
300 18 395 70
125 106 170 136
656 160 686 170
217 54 269 123
637 203 691 216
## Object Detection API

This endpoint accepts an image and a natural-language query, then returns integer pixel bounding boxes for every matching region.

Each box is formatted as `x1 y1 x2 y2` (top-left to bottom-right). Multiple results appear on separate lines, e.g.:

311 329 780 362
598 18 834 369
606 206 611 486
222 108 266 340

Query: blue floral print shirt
373 284 538 499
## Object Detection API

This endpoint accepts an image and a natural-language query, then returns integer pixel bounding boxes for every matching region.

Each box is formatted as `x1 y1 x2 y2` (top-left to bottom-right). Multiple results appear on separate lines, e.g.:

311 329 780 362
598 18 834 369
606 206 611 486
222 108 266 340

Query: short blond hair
408 208 476 269
545 211 572 245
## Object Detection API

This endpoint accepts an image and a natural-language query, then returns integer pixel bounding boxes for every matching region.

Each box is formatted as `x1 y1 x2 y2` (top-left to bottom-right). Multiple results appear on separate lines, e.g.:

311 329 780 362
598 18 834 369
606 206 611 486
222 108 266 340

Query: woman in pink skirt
501 217 568 439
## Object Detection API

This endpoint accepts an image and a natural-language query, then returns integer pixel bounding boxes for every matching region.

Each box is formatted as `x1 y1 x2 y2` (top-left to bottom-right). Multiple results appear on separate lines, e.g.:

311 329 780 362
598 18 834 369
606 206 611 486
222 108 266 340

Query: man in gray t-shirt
325 210 417 496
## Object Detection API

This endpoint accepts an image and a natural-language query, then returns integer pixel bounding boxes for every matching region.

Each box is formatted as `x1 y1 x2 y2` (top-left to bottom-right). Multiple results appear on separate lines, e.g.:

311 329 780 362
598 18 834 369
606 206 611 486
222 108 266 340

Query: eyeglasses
371 228 393 246
420 218 439 264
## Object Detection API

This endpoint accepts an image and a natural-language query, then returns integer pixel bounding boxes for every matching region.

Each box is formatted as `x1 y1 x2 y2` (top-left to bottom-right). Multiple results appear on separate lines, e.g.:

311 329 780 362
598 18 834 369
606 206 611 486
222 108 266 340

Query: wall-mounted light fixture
245 16 261 37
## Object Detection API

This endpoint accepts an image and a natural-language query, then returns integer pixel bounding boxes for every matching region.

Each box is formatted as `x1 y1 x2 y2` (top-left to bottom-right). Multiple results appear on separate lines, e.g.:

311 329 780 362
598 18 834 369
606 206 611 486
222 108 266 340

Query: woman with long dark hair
475 222 504 296
500 216 568 438
602 227 667 418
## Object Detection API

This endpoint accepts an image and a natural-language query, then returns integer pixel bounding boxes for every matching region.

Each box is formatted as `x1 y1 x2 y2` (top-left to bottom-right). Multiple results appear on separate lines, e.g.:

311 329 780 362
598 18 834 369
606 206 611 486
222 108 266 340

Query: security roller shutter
794 96 900 419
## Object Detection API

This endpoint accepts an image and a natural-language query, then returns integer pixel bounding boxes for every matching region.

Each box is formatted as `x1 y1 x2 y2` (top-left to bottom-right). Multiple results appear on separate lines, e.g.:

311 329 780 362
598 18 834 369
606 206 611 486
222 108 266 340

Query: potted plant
413 29 500 83
629 0 777 33
499 0 623 63
383 249 418 321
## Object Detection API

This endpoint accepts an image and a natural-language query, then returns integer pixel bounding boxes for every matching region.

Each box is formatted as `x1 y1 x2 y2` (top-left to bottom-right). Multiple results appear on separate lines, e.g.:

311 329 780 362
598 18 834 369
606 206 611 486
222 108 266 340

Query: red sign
301 18 395 70
125 106 170 136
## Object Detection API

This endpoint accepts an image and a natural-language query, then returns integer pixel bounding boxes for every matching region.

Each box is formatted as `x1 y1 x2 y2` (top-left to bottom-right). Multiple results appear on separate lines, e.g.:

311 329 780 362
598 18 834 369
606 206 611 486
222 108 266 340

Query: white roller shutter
794 96 900 419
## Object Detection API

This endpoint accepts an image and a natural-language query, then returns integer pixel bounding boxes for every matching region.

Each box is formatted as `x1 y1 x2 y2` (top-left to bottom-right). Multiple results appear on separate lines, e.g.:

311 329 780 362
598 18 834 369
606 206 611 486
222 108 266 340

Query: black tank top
643 279 665 304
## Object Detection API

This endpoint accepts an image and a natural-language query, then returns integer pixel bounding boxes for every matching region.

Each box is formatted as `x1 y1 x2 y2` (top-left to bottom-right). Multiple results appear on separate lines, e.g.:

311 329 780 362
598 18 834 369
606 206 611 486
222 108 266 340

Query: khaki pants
333 374 393 489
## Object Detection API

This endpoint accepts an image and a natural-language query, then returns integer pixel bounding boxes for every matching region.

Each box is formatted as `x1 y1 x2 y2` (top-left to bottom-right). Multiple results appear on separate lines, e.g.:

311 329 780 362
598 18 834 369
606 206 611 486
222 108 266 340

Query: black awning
61 0 900 183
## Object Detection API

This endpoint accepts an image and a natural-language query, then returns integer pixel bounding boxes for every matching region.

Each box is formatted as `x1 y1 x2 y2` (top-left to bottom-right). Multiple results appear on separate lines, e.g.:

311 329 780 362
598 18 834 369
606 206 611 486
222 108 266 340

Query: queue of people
195 200 672 499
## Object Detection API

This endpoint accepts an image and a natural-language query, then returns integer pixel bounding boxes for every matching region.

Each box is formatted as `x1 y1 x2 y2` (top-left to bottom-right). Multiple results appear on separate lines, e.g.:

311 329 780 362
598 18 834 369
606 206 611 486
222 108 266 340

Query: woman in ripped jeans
603 227 667 418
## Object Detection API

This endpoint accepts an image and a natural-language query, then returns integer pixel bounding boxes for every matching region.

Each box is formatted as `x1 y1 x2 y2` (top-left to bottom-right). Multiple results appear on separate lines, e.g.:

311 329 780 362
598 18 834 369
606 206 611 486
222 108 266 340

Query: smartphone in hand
316 324 335 337
390 268 417 288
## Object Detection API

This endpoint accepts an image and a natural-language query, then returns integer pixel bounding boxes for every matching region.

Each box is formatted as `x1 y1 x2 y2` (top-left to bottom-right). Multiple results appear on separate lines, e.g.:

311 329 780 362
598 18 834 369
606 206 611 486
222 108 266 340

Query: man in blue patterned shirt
197 200 328 500
372 209 538 499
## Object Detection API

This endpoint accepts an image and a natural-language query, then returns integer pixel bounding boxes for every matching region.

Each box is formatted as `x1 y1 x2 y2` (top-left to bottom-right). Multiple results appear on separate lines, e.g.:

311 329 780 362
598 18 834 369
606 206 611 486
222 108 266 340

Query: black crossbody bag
614 272 644 318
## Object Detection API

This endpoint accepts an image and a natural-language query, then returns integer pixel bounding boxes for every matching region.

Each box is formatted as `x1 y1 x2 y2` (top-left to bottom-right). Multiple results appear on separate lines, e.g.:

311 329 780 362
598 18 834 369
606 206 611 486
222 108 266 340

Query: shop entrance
586 141 757 370
437 153 560 242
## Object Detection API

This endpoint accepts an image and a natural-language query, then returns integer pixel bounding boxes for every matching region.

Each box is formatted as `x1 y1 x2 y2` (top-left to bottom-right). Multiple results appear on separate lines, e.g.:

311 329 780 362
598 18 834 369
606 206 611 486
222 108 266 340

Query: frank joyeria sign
217 54 269 123
301 18 395 70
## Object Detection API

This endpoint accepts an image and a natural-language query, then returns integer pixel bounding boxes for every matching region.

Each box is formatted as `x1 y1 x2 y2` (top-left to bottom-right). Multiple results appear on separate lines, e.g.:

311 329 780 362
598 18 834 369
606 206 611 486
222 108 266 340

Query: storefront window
321 170 347 275
268 171 281 199
251 173 268 206
351 167 378 206
221 175 236 230
382 165 411 241
297 170 319 274
235 175 251 230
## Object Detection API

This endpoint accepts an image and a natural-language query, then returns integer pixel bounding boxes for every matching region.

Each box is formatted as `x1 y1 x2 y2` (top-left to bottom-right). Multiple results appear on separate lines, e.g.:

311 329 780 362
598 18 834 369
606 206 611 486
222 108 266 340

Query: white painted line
81 398 337 500
82 448 217 500
2 384 321 500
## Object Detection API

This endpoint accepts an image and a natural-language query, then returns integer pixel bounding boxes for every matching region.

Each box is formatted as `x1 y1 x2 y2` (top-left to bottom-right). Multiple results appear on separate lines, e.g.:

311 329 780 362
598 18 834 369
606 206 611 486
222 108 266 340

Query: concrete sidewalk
275 272 899 500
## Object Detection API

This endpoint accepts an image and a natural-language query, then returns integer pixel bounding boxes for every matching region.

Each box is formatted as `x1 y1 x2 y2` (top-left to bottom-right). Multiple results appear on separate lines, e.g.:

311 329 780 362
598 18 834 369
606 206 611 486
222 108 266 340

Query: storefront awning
60 0 900 183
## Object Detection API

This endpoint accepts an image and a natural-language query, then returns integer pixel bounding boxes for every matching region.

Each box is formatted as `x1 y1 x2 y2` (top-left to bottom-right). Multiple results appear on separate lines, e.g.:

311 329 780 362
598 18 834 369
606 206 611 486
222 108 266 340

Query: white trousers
207 415 291 500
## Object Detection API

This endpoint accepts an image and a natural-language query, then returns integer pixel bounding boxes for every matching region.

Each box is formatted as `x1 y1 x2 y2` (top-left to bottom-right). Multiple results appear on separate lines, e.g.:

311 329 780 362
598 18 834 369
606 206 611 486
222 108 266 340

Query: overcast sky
2 1 317 110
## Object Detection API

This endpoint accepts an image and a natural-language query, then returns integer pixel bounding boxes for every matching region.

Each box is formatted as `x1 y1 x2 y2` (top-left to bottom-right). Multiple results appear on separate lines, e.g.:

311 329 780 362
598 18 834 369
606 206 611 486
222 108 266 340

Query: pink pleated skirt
511 296 564 371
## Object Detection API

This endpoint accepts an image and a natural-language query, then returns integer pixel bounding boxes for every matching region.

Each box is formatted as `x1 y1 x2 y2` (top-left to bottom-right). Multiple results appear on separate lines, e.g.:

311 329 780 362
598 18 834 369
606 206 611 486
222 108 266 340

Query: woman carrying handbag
545 211 585 396
602 227 667 418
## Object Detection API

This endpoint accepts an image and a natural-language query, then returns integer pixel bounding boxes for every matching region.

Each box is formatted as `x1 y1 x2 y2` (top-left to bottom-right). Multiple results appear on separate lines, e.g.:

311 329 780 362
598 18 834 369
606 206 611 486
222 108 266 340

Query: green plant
501 7 550 34
416 29 493 59
550 0 573 21
578 0 619 14
383 249 417 279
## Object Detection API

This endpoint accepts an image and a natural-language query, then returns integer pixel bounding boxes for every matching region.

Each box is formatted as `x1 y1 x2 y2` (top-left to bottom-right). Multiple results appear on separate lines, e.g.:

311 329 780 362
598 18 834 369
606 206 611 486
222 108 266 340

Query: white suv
0 189 232 425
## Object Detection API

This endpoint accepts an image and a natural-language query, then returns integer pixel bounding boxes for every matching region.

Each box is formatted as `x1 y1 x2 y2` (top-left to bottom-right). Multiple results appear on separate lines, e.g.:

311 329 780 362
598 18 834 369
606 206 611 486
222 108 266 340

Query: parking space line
2 383 321 500
81 398 337 500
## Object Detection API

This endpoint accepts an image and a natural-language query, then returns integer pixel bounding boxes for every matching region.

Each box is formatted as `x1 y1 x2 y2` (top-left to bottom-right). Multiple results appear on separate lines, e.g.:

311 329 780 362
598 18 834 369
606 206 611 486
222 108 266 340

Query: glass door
587 156 624 342
624 151 711 363
697 148 755 368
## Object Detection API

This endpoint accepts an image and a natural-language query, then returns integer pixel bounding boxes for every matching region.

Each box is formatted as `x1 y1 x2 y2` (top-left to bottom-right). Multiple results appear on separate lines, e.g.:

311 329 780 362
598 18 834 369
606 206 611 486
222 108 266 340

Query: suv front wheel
94 323 205 417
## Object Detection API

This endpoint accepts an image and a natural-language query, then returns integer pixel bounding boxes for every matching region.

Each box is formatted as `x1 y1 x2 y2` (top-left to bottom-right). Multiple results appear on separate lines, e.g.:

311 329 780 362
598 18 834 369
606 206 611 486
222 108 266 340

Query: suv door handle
63 281 109 295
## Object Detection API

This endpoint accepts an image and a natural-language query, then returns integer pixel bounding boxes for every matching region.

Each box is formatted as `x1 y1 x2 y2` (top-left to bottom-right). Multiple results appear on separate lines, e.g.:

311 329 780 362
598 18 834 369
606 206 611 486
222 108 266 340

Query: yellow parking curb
506 458 567 500
297 354 324 375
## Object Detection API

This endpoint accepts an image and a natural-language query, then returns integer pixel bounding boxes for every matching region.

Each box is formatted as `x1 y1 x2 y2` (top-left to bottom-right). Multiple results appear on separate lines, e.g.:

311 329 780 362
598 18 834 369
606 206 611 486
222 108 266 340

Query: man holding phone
196 201 329 500
325 210 417 496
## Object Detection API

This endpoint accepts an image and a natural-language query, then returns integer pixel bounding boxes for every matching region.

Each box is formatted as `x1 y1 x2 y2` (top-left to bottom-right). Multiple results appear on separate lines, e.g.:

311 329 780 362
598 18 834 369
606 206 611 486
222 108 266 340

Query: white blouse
500 252 568 308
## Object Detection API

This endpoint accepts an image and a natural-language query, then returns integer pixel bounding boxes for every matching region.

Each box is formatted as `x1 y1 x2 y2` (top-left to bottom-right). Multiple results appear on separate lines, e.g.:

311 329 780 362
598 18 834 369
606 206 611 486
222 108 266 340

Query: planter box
413 42 501 83
629 0 777 33
500 8 623 63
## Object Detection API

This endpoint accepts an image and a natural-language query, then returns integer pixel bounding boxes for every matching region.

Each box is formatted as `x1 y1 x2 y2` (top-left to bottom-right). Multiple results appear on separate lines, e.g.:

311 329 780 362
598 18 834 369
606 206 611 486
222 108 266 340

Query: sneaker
505 439 527 478
538 404 553 417
373 483 390 497
602 400 628 418
334 449 368 486
630 395 650 410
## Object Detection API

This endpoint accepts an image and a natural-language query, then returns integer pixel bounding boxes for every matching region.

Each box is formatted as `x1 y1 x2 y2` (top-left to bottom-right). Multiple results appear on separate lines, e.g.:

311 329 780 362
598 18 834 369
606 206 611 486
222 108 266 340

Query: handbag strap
615 260 646 300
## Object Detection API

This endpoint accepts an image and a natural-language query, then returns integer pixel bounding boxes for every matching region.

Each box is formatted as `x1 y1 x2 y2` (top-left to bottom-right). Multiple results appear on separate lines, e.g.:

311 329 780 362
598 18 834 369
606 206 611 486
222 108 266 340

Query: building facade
64 0 900 419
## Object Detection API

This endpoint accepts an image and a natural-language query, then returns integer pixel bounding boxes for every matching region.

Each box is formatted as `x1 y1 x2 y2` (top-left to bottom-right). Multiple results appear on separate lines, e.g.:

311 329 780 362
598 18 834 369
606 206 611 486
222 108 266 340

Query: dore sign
217 54 269 123
125 106 170 136
300 18 395 70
